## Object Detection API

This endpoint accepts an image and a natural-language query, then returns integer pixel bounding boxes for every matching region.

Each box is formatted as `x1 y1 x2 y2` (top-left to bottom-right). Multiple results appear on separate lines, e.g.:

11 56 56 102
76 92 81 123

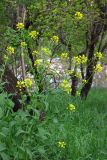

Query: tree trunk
81 22 103 98
2 66 21 112
80 43 95 98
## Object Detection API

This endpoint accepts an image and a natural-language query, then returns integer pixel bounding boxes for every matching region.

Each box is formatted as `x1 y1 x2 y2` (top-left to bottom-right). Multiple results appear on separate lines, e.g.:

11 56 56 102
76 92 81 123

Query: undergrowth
0 88 107 160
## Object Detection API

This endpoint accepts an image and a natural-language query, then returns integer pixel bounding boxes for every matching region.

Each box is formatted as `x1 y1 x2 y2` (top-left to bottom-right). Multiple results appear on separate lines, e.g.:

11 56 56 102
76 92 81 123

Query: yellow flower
29 30 39 40
16 22 24 29
73 56 81 65
80 55 87 64
61 52 68 59
67 70 73 75
82 79 87 84
51 35 59 44
6 46 14 54
41 47 50 55
94 52 102 60
95 64 102 73
61 80 69 86
16 81 23 91
34 59 42 66
75 11 83 20
61 80 72 94
74 55 87 65
58 141 66 148
24 78 33 88
67 104 76 111
75 72 81 78
4 55 8 62
16 79 33 91
32 50 38 56
21 41 27 47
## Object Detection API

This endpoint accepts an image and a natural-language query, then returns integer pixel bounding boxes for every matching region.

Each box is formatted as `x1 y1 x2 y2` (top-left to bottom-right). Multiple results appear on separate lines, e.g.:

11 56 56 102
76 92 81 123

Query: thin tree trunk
80 22 103 98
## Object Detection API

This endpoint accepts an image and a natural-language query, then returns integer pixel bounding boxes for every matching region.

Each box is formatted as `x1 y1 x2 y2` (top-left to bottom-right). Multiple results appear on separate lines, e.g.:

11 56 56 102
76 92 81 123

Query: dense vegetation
0 0 107 159
0 87 107 159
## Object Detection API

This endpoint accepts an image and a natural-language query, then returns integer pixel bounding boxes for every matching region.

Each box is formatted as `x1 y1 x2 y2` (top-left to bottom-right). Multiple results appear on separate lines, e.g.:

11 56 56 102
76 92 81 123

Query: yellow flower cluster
4 55 8 62
21 41 27 47
67 104 76 111
29 30 39 40
6 46 14 54
16 22 24 29
51 35 59 44
24 78 33 88
74 55 87 65
41 47 49 55
94 52 102 60
32 50 38 56
81 55 87 64
58 141 66 148
61 80 72 94
75 11 83 20
61 52 68 59
34 59 42 66
67 70 73 75
82 79 87 84
16 78 33 92
95 64 102 73
75 72 81 78
74 56 81 64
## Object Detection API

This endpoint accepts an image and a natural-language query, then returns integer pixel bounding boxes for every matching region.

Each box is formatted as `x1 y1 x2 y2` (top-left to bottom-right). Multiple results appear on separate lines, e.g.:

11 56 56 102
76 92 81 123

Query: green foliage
0 1 107 159
0 88 107 159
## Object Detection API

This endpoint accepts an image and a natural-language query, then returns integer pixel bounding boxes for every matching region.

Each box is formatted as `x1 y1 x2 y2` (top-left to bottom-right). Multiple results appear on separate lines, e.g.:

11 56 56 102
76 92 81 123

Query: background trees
0 0 107 106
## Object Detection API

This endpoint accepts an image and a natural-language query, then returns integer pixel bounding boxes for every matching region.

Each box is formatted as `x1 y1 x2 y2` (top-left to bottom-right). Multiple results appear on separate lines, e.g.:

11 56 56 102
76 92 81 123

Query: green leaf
38 146 45 155
15 130 28 137
0 152 10 160
0 107 3 118
0 143 6 152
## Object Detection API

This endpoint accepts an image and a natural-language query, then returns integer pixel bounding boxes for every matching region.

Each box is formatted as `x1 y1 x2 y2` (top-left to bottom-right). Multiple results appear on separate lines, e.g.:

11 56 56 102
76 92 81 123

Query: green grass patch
0 88 107 160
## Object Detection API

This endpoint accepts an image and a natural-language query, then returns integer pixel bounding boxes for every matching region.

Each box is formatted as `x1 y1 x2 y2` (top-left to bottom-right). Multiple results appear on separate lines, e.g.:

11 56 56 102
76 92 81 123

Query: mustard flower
4 55 8 62
80 55 87 64
16 81 24 92
32 50 38 56
41 47 50 55
67 104 76 111
82 79 87 84
61 80 72 94
67 70 73 75
94 64 102 73
16 79 33 91
75 72 81 78
29 30 39 40
6 46 14 54
94 52 102 60
75 11 83 20
34 59 42 66
61 52 68 59
58 141 66 148
73 56 81 65
16 22 24 29
24 78 33 88
51 35 59 44
21 41 27 47
74 55 87 65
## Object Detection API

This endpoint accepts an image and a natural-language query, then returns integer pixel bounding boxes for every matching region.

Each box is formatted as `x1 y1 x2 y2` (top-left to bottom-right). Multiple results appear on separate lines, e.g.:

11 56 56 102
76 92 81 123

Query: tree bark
2 66 21 112
81 22 103 98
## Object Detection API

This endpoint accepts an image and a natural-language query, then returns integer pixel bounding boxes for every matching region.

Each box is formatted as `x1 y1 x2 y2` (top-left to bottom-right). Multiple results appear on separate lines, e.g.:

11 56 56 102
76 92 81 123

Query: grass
0 88 107 160
40 88 107 160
